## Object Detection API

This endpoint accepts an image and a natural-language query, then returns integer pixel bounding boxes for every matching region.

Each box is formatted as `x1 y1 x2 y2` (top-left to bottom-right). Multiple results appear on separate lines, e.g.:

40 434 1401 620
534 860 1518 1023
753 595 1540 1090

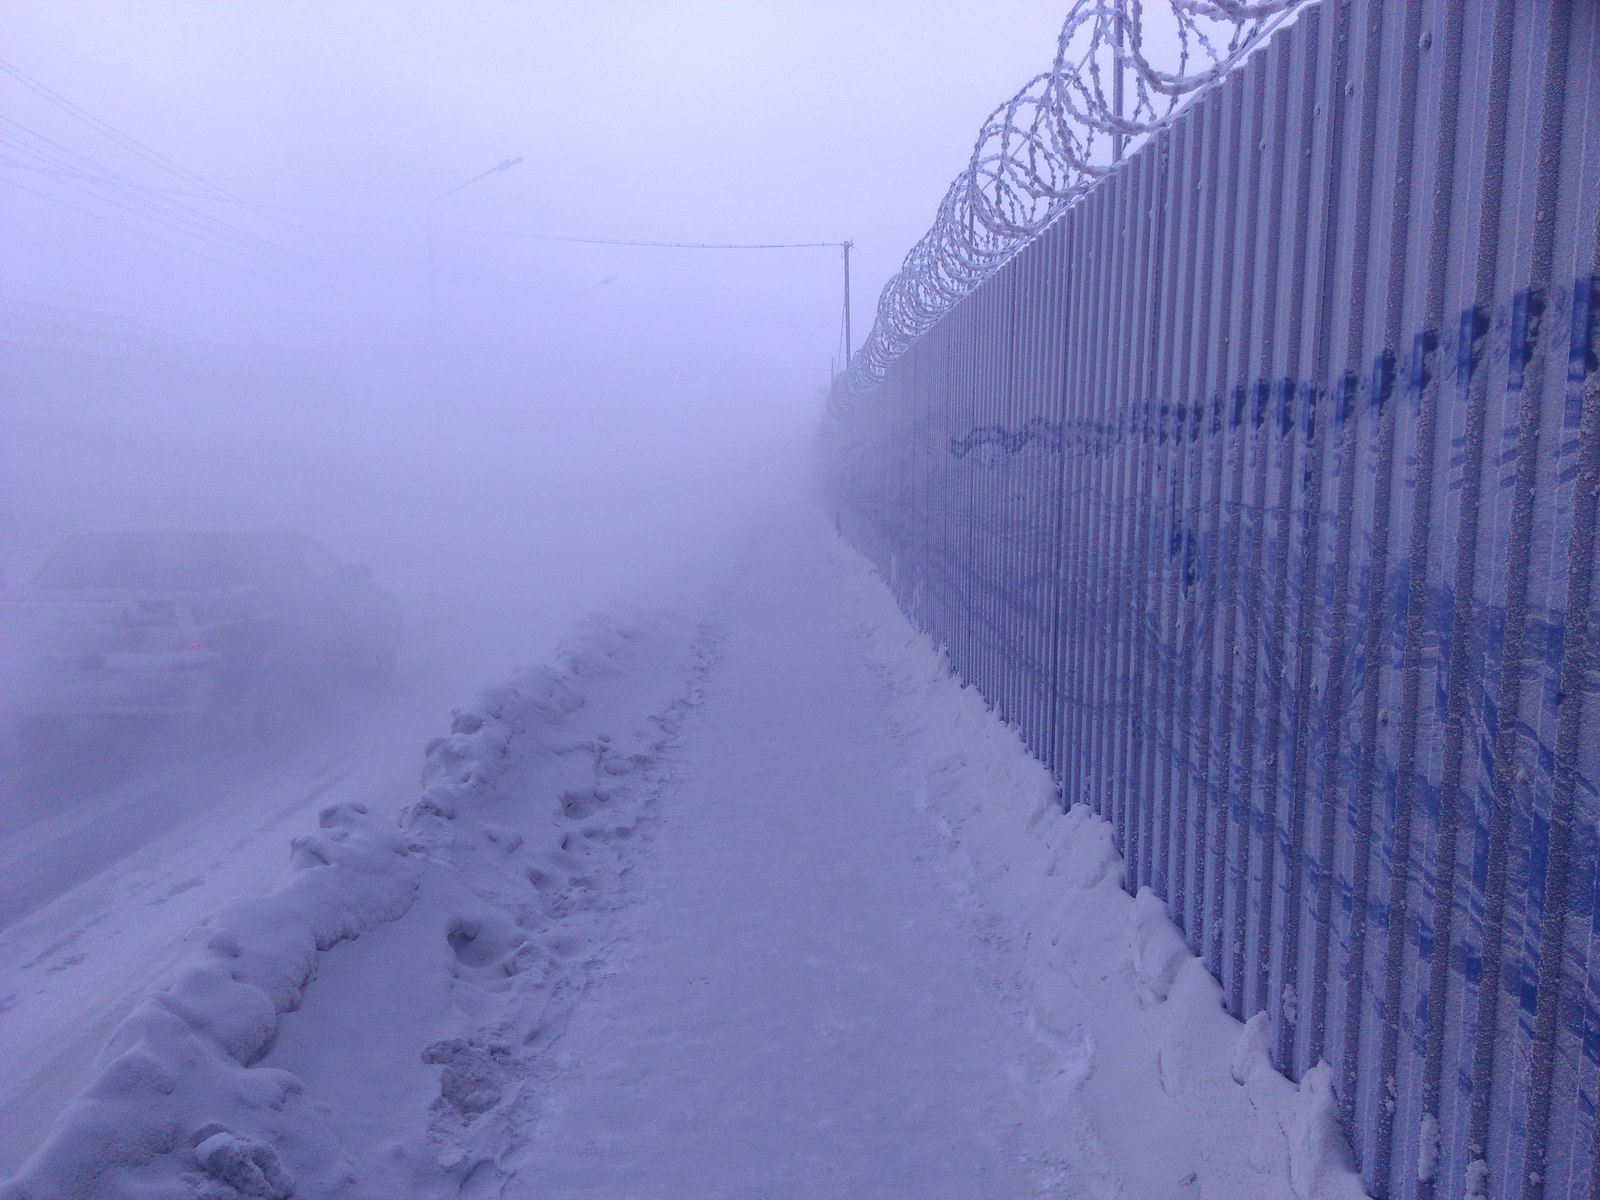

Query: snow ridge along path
5 512 1369 1199
3 591 723 1199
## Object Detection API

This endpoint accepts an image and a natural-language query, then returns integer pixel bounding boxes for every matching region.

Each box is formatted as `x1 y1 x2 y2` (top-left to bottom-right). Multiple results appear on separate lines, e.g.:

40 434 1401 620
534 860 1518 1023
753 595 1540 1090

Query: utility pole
842 239 854 361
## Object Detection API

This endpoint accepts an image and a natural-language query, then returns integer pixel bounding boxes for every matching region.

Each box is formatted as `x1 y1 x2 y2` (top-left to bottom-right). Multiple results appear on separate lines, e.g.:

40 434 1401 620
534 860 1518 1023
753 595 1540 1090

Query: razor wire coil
831 0 1302 411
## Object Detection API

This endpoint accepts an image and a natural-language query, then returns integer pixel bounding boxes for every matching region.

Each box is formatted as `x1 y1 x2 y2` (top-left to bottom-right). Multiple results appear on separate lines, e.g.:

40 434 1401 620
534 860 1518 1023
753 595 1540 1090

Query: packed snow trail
499 531 1081 1197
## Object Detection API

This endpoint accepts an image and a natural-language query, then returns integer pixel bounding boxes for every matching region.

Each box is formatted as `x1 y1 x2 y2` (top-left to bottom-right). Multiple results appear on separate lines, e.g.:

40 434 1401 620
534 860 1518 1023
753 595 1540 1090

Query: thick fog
0 1 1205 1178
2 0 1072 683
0 1 1069 1158
0 6 1069 1124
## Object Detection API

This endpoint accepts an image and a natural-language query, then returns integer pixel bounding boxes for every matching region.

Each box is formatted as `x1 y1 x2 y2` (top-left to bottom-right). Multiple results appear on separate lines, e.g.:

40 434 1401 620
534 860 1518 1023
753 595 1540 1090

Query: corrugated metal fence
823 2 1600 1196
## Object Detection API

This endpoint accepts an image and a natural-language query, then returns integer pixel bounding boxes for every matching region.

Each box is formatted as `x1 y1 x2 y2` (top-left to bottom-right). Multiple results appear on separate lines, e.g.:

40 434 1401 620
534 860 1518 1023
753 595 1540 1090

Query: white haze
2 0 1072 684
0 2 1082 1172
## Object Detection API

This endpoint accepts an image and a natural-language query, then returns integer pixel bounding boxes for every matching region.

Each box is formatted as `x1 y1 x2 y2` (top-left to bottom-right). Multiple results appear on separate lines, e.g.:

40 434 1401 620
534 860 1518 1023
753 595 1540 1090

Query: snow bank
1 800 417 1200
2 604 715 1200
829 534 1369 1200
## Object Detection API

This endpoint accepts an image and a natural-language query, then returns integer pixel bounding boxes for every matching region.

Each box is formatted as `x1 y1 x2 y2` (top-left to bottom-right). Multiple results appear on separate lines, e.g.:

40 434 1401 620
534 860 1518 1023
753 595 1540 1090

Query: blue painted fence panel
822 2 1600 1196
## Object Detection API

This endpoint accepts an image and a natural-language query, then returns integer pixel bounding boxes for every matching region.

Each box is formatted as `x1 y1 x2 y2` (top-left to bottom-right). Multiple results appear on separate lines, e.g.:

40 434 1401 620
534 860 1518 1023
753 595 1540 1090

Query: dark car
0 530 402 732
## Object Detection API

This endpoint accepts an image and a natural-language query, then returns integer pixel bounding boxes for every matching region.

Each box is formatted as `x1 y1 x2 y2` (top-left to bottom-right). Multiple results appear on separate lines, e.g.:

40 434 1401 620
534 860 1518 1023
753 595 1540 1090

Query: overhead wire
2 149 844 255
1 153 295 269
0 174 276 277
449 229 845 251
0 117 297 264
0 58 850 342
0 55 242 202
1 276 341 322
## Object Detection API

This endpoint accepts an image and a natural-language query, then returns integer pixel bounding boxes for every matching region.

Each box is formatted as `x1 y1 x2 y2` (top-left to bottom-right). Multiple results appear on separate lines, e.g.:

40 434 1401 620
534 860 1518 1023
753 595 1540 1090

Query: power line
0 155 293 269
37 185 425 228
0 175 275 278
0 106 844 254
0 60 327 271
0 59 850 346
3 161 847 253
0 53 375 274
0 55 240 201
12 175 844 251
453 229 846 251
1 280 338 322
0 119 296 263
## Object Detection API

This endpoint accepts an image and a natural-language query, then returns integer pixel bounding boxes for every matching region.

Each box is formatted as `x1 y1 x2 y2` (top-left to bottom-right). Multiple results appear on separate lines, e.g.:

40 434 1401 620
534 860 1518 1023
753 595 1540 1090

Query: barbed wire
830 0 1303 411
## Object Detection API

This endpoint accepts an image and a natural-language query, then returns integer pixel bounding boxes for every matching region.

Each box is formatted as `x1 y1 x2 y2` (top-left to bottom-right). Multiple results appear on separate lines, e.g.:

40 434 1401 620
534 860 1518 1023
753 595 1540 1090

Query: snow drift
2 602 717 1200
827 532 1368 1199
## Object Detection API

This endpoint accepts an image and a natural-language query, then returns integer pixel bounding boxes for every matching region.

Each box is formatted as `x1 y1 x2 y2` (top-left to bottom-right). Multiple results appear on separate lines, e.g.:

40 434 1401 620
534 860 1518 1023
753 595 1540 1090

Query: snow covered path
506 529 1077 1197
3 511 1369 1200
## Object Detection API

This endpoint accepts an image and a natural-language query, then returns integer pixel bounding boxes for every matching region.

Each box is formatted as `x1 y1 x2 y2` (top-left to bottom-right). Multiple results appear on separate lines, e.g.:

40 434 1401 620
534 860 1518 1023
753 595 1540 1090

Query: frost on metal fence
822 2 1600 1197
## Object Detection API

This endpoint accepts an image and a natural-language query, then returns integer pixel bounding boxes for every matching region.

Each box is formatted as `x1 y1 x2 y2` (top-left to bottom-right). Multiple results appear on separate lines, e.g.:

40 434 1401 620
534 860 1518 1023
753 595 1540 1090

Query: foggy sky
2 1 1071 676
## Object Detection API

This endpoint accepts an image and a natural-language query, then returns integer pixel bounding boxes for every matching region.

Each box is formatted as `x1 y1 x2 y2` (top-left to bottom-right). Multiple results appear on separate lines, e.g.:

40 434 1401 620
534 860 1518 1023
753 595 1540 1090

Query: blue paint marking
883 278 1600 1198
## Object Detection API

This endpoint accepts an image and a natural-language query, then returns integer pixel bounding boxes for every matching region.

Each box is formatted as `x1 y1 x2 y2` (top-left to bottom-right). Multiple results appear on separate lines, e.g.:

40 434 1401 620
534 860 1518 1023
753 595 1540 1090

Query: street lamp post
427 156 524 340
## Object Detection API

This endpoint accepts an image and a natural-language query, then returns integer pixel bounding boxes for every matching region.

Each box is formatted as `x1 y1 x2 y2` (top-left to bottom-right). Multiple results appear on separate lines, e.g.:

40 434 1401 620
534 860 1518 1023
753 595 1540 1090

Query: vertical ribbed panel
822 1 1600 1195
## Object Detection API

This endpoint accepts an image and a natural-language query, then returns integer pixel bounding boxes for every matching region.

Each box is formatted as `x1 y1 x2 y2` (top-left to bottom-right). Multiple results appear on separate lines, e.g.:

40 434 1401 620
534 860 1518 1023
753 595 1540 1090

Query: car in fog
0 530 402 733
